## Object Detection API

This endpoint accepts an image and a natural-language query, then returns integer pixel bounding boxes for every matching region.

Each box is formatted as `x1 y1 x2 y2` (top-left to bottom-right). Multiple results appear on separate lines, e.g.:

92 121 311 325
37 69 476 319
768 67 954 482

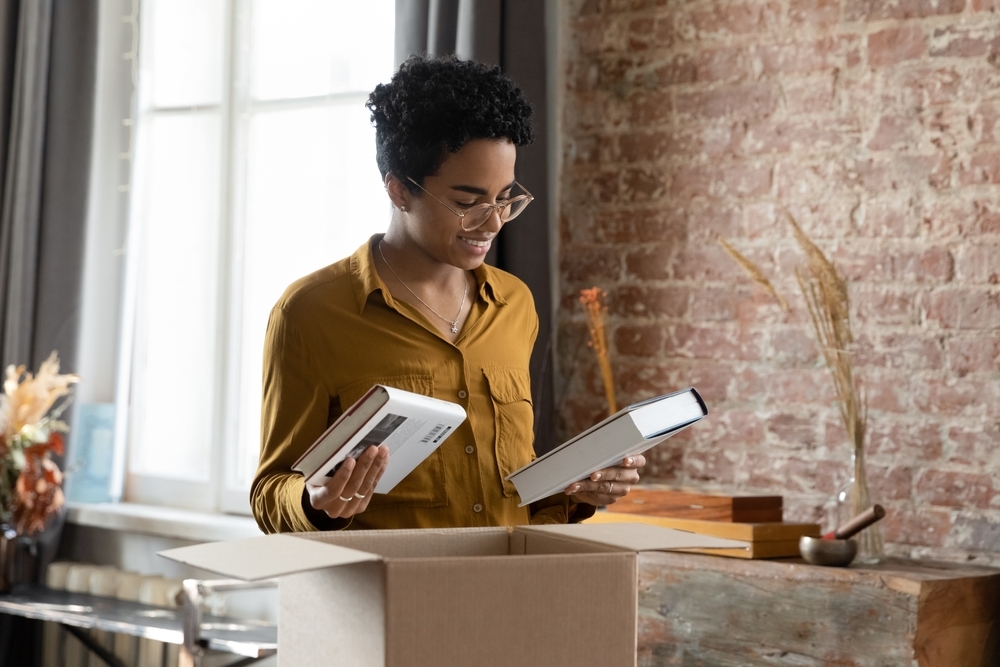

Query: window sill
66 502 263 543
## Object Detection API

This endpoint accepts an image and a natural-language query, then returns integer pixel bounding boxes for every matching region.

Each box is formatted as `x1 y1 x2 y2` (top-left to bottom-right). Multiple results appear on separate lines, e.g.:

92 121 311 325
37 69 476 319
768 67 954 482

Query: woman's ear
384 174 410 211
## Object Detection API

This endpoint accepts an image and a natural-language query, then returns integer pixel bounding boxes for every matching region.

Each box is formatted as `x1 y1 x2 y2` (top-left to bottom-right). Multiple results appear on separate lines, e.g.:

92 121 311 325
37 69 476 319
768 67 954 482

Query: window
120 0 395 513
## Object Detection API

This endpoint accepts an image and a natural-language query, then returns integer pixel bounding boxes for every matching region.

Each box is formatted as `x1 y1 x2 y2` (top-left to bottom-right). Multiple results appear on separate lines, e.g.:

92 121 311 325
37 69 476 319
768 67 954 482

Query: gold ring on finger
607 481 614 494
354 492 366 499
338 495 353 502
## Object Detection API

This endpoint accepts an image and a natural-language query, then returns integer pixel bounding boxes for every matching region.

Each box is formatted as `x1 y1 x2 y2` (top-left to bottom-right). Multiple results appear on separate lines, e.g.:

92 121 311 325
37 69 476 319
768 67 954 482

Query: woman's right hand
305 445 389 519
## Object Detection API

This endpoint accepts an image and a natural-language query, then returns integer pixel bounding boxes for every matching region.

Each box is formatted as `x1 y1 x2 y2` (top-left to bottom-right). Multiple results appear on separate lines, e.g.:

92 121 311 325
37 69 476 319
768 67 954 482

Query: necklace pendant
451 322 458 334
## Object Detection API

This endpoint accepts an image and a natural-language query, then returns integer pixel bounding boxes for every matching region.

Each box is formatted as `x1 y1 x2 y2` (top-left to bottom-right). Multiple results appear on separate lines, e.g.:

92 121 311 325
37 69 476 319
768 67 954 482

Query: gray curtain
0 0 97 375
394 0 557 453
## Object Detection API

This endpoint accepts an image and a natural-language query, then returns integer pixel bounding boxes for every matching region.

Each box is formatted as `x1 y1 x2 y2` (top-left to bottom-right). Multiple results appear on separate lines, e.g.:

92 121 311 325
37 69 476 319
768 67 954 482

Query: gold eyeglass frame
405 176 534 232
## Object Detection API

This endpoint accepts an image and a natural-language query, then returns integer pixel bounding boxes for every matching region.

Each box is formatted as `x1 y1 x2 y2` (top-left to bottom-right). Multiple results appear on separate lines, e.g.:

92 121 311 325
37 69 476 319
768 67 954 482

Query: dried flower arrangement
718 210 883 561
0 352 78 536
579 287 617 417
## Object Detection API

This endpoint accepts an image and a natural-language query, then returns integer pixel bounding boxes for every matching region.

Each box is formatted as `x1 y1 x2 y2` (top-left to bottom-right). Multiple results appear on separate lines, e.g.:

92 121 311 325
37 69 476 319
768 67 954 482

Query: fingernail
567 484 581 494
592 472 602 481
625 457 634 466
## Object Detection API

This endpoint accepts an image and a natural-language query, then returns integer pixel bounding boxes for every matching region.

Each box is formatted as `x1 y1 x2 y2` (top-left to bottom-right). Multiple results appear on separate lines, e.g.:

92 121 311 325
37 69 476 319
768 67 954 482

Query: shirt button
465 445 475 454
458 390 468 399
473 503 483 513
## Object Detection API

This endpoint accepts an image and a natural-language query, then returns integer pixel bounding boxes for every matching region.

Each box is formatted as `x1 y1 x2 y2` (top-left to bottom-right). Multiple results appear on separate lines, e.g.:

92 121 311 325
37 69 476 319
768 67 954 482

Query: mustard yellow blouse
251 236 590 533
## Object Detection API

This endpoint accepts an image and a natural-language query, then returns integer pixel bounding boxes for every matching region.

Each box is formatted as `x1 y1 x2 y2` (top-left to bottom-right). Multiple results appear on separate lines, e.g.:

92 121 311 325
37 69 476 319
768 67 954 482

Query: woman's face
394 138 517 271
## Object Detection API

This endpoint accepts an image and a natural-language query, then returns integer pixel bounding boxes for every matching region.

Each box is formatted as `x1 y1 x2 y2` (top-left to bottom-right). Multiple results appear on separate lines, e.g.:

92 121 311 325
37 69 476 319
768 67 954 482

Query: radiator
42 561 184 667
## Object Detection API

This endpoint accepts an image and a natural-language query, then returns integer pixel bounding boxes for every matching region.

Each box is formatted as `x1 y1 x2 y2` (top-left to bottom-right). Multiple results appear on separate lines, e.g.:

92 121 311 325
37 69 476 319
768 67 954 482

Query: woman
251 55 645 534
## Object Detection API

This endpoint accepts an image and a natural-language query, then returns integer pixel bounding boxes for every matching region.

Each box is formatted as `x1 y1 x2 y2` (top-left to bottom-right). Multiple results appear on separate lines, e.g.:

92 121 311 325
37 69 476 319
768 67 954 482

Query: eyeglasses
406 177 534 232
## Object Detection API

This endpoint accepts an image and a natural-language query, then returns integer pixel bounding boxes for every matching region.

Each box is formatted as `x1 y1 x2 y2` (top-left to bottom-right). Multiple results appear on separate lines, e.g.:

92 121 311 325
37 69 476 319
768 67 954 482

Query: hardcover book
293 384 467 493
507 387 707 506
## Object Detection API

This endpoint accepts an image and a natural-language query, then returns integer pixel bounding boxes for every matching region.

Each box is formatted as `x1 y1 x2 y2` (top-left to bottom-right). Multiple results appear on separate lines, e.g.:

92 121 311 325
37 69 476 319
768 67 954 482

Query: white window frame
110 0 393 515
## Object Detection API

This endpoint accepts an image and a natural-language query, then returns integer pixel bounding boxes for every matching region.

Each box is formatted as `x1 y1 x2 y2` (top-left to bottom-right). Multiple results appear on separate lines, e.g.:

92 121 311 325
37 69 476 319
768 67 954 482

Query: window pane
147 0 225 107
130 112 222 481
231 103 387 488
249 0 394 100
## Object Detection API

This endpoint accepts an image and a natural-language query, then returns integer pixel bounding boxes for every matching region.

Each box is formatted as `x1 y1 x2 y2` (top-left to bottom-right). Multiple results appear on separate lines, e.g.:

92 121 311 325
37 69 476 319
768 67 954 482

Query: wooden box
587 511 818 559
607 486 783 522
636 552 1000 667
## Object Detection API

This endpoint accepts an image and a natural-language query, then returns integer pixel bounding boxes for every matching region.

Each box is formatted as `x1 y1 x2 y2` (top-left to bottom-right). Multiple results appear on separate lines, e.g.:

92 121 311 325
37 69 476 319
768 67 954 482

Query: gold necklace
378 241 468 334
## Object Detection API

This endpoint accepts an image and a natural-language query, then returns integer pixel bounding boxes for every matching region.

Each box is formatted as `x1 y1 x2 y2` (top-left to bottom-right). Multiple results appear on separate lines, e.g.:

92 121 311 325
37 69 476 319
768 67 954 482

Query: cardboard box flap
158 534 381 581
522 522 749 552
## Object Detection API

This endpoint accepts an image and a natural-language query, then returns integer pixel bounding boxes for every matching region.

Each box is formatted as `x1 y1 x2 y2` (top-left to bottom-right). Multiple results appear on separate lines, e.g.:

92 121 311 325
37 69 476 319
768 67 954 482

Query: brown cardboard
160 524 748 667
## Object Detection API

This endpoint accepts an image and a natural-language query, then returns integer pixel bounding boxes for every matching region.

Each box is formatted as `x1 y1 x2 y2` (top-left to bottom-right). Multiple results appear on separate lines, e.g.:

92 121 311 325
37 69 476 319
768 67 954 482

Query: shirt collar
351 234 507 313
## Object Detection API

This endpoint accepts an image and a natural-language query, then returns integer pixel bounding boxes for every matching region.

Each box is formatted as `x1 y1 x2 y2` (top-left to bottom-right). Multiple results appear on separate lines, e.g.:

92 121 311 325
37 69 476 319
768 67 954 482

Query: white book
293 385 467 493
507 388 707 506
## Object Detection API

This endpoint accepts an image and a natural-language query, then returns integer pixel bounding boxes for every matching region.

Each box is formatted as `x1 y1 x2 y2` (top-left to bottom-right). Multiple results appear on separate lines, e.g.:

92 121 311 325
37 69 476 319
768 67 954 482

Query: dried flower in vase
718 210 883 561
0 351 78 536
579 287 617 416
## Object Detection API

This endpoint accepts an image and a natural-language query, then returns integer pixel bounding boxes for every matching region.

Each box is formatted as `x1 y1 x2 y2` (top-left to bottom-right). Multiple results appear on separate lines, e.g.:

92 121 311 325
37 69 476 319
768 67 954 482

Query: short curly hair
366 55 534 192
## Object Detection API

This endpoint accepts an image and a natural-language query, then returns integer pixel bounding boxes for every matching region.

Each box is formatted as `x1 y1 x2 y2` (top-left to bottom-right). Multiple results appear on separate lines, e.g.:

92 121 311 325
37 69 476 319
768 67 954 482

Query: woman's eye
455 201 477 209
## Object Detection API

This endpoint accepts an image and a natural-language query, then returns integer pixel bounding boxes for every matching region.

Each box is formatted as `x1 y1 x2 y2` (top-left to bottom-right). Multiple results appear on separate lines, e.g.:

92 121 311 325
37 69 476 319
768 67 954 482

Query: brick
735 367 832 405
746 118 855 155
614 324 665 357
588 206 688 244
669 324 765 361
899 66 962 107
972 0 1000 10
627 90 674 126
957 243 1000 284
930 26 1000 58
867 114 922 151
626 16 678 51
610 284 690 318
670 161 773 200
690 0 781 36
916 469 994 508
861 194 922 237
622 167 668 201
789 0 841 24
768 327 820 366
868 421 944 460
669 243 753 281
742 453 843 494
781 75 837 114
868 464 914 501
853 287 920 325
624 244 675 280
947 423 1000 465
682 446 740 484
881 508 953 547
962 151 1000 184
758 36 860 75
945 335 1000 376
845 0 966 20
674 82 778 120
689 285 744 321
693 46 754 83
614 360 673 397
954 515 1000 551
561 244 623 282
926 289 1000 329
853 331 945 370
868 26 927 68
863 372 910 413
912 375 993 416
766 411 822 449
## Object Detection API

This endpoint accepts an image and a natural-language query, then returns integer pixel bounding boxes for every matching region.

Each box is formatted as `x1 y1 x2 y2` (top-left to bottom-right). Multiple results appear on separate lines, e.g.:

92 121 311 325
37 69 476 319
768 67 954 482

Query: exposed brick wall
556 0 1000 563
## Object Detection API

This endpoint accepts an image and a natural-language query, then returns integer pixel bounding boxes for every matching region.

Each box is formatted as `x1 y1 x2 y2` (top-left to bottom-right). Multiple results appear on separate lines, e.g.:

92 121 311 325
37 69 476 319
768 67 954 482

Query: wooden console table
636 553 1000 667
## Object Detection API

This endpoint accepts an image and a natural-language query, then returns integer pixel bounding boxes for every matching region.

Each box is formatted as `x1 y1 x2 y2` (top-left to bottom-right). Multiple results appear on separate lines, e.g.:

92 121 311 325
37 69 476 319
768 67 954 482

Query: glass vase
835 448 884 564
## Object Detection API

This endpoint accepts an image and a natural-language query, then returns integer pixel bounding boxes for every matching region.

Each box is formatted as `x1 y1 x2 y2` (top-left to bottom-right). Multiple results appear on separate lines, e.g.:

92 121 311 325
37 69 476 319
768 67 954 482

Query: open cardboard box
160 523 747 667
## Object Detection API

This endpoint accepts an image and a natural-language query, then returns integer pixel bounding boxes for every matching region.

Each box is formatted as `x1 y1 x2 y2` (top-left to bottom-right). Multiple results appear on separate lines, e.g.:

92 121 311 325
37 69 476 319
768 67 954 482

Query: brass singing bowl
799 536 857 567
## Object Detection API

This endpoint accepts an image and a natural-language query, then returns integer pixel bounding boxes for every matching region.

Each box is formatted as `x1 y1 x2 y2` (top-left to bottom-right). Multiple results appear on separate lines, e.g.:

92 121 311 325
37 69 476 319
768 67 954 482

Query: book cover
507 387 707 506
293 385 467 493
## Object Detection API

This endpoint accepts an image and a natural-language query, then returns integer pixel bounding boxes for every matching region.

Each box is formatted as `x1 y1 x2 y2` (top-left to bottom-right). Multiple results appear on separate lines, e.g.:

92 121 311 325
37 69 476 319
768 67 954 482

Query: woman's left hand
564 454 647 506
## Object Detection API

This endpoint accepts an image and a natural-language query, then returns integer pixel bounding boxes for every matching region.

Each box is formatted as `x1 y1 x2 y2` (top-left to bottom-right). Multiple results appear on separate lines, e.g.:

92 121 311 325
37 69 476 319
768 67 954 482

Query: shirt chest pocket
483 367 535 498
335 374 448 511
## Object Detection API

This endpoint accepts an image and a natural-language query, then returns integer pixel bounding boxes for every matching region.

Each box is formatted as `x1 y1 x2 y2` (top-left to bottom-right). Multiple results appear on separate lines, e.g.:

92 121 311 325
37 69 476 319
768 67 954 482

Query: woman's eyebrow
450 180 517 195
